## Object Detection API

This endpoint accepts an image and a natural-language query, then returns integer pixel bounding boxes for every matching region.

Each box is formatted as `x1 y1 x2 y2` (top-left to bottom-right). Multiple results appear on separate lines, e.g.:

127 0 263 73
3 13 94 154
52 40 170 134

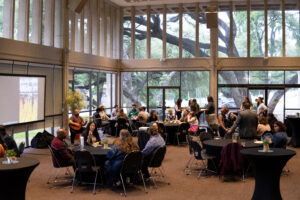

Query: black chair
148 146 170 188
132 121 147 137
94 117 102 129
137 127 150 150
157 123 167 142
184 135 195 172
176 123 190 145
17 142 25 157
71 150 100 195
47 145 73 185
189 140 217 179
116 118 128 137
119 151 147 197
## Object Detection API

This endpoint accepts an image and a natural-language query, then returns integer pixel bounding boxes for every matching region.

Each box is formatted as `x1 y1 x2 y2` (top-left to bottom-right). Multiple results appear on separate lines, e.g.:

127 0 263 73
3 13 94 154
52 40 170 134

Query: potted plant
263 138 270 152
64 90 87 113
102 138 109 149
6 150 17 164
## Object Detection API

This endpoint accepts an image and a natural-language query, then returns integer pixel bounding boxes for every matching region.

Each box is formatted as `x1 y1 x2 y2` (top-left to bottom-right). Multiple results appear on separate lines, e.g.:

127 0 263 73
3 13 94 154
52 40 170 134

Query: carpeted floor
23 142 300 200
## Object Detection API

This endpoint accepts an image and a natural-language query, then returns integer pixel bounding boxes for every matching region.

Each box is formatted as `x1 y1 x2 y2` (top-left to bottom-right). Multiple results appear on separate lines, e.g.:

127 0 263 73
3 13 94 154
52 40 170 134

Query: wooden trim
229 2 233 57
179 3 183 59
264 0 268 57
51 0 55 46
81 9 84 53
97 0 100 56
282 0 285 57
146 5 151 59
11 0 15 40
40 0 43 44
195 3 199 58
26 0 30 42
119 8 123 59
130 6 135 59
162 5 166 59
247 0 250 57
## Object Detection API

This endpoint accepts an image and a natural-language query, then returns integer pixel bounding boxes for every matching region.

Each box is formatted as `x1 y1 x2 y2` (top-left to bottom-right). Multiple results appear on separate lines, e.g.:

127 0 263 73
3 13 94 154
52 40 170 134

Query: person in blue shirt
263 121 288 148
141 124 166 178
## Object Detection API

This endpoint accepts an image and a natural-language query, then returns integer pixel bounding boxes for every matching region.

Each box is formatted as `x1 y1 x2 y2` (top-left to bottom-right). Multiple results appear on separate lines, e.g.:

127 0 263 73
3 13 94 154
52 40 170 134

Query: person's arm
218 114 227 130
228 114 241 133
142 138 155 157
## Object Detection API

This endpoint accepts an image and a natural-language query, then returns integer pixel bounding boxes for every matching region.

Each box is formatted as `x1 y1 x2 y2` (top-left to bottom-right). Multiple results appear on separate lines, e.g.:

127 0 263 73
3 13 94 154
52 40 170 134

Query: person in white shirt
166 108 176 121
111 105 119 119
257 97 267 115
187 111 198 133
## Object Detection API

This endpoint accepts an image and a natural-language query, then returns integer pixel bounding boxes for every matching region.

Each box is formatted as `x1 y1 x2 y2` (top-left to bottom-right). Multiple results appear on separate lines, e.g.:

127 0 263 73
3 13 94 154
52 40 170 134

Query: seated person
128 104 139 119
69 109 87 144
263 121 288 148
187 111 199 134
180 109 189 123
0 125 18 156
267 113 278 133
82 122 100 145
166 108 176 121
51 129 75 168
111 105 119 119
149 110 159 122
104 129 139 187
93 107 102 128
141 125 166 179
257 116 271 138
138 106 148 124
99 105 110 122
115 109 129 129
0 136 6 158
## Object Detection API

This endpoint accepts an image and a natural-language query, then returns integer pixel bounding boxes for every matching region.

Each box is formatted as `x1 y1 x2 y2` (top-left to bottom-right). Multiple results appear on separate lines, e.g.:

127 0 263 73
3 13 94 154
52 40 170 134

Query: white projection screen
0 75 45 125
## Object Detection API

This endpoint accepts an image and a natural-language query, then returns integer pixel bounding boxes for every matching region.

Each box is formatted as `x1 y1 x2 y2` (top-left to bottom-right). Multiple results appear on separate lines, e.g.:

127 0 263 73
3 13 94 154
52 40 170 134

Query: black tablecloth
164 123 180 145
285 117 300 147
241 148 296 200
0 157 40 200
72 145 111 157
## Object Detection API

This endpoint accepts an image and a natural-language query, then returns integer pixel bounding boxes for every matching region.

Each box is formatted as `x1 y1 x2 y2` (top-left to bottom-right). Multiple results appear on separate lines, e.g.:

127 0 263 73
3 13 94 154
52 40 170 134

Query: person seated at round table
111 105 119 119
0 136 7 158
187 111 199 134
267 113 278 133
218 107 230 137
257 116 271 138
82 122 100 145
51 129 75 169
180 109 189 123
115 109 129 128
262 121 288 148
149 110 159 122
0 125 18 156
138 106 148 124
166 108 176 121
104 129 139 187
128 104 139 119
141 125 166 179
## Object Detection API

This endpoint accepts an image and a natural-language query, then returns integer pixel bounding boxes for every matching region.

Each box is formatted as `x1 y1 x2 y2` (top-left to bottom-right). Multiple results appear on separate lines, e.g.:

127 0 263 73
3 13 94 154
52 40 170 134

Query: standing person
188 99 193 111
218 107 229 137
192 99 200 119
104 129 139 187
111 105 119 119
175 98 182 120
187 111 199 134
93 107 101 128
82 122 100 145
0 125 18 155
128 104 139 119
201 96 216 125
69 109 87 144
227 102 258 139
257 97 267 116
240 97 253 111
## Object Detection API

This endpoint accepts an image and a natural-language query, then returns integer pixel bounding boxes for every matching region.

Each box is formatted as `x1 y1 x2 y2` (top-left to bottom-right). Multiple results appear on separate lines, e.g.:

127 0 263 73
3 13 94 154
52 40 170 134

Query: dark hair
0 125 7 136
150 110 156 116
242 102 251 109
132 104 136 107
192 99 197 103
114 105 118 108
190 111 196 117
176 98 182 106
244 97 253 106
207 96 214 103
258 116 268 125
221 107 229 114
274 121 286 132
267 113 277 121
84 122 98 136
96 107 101 113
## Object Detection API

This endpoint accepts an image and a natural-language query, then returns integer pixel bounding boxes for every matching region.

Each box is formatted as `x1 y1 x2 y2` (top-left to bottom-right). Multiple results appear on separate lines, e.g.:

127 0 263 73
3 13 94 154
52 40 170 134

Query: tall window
150 11 163 58
135 13 147 59
182 12 195 58
123 15 131 59
285 4 300 57
218 6 230 57
233 3 247 57
166 12 179 58
198 11 210 57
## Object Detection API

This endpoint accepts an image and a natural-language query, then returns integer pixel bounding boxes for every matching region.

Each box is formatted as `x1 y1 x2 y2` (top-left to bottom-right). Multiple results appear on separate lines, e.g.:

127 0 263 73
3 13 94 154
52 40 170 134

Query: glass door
165 88 180 119
248 89 265 112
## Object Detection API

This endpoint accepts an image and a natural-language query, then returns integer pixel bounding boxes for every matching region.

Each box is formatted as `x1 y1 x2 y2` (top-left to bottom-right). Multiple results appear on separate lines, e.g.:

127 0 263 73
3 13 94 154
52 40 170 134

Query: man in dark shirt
0 125 18 155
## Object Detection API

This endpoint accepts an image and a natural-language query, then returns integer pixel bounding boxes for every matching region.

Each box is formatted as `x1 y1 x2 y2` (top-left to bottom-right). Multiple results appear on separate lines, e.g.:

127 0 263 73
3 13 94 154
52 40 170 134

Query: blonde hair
115 129 139 154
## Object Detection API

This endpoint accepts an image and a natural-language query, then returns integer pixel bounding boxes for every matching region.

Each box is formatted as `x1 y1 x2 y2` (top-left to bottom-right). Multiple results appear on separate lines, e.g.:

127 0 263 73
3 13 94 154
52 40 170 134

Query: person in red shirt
69 109 87 144
51 129 75 169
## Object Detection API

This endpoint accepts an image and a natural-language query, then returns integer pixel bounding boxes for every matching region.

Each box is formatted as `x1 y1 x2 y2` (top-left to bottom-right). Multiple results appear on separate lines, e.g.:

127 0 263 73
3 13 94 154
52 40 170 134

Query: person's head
176 98 182 105
74 109 79 116
150 125 159 136
207 96 214 103
188 99 193 106
152 122 158 129
221 107 229 115
273 121 286 133
183 109 189 116
132 104 136 110
258 116 268 125
96 107 101 113
242 102 251 110
138 106 144 112
192 99 197 104
119 108 124 115
0 125 7 137
117 129 138 154
258 97 264 103
57 129 67 140
258 112 265 118
229 112 236 120
99 105 105 111
168 108 173 115
114 105 119 110
244 97 250 103
267 113 277 121
150 110 156 117
86 122 96 132
190 111 195 117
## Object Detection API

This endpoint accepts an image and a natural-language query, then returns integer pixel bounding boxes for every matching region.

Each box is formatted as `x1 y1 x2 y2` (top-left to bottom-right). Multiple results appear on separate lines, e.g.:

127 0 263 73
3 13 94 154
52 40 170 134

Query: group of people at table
0 125 19 158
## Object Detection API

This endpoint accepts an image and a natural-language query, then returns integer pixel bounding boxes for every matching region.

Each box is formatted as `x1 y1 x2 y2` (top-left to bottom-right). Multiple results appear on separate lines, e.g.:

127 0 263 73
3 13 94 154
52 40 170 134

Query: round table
163 123 180 145
72 145 111 157
0 157 40 200
241 148 296 200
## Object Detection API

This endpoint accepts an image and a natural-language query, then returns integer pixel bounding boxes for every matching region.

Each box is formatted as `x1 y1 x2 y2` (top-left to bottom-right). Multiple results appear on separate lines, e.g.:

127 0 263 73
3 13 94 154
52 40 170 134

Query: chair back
199 131 213 142
74 150 96 173
149 146 167 168
117 118 128 129
135 121 147 129
18 142 25 157
190 140 204 160
48 145 61 168
219 142 244 175
94 117 102 128
120 151 143 175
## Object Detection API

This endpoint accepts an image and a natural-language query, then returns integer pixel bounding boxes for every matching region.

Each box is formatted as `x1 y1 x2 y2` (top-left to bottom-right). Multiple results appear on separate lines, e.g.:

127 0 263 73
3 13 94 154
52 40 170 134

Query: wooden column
26 0 30 42
11 0 15 40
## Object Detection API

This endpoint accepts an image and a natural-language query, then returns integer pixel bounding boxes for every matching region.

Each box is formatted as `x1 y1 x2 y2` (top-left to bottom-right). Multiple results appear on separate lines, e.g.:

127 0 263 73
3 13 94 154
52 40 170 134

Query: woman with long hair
175 98 182 120
218 107 229 137
257 97 267 115
188 111 199 134
149 110 159 122
104 129 139 187
263 121 288 148
257 116 271 137
240 97 253 111
82 121 100 145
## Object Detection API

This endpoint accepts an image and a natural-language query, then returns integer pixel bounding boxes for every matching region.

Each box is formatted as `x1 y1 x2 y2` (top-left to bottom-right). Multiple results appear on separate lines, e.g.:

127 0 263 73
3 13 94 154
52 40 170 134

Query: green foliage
6 149 16 157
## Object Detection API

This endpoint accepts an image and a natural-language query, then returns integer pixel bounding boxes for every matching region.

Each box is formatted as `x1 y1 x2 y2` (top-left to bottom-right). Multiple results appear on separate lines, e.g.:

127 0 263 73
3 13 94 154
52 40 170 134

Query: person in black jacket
0 125 18 156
